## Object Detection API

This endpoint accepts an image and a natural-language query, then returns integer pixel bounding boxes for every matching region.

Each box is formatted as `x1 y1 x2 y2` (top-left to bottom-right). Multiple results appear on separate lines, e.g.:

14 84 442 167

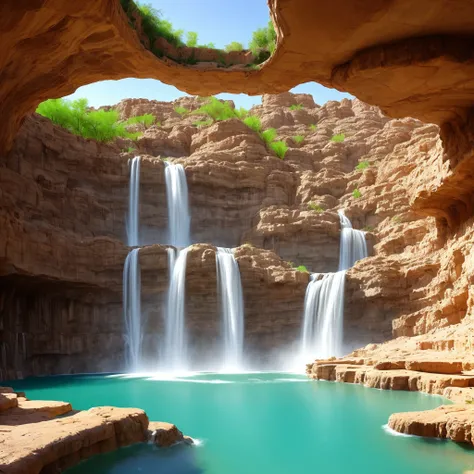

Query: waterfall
301 272 346 358
338 210 368 271
301 211 367 359
164 162 191 247
127 156 141 246
216 248 245 371
123 248 142 371
163 247 189 371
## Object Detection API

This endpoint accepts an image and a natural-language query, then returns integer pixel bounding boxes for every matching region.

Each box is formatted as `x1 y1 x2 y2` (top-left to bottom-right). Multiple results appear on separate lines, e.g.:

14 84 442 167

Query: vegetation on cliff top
121 1 276 67
36 98 148 142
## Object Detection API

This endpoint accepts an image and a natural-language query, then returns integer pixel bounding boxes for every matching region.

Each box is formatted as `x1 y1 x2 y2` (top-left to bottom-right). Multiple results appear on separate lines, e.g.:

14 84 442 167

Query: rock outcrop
0 387 149 474
0 386 190 473
2 0 474 157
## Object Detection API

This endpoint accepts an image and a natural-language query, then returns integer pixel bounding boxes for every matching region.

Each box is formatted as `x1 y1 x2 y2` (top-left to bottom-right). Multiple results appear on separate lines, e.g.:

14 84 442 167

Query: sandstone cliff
1 92 473 379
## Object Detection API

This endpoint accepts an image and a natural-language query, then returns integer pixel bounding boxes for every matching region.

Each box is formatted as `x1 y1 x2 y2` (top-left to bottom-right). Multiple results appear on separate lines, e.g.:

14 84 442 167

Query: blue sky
66 0 351 109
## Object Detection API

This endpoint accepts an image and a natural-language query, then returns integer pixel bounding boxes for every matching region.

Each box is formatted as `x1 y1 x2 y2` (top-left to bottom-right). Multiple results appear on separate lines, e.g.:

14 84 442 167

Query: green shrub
243 115 262 133
331 133 345 142
270 140 288 159
309 124 317 131
295 265 309 273
235 107 249 119
192 97 236 121
363 225 374 232
289 104 303 111
186 31 198 47
249 20 276 64
174 106 189 116
126 113 155 129
136 3 184 48
392 215 402 223
352 189 362 199
193 119 213 128
308 202 323 212
356 160 370 170
293 135 304 144
261 128 277 147
36 98 141 142
225 42 244 52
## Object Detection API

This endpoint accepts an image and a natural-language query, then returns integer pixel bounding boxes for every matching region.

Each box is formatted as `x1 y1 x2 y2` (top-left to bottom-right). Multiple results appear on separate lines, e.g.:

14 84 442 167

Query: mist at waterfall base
123 158 368 374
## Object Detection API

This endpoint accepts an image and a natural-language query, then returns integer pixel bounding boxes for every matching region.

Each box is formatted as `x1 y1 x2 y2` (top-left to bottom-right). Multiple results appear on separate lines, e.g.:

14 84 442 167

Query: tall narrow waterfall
163 247 189 371
127 156 141 246
338 210 368 271
301 211 367 359
123 248 142 371
216 248 245 371
301 272 346 358
164 162 191 247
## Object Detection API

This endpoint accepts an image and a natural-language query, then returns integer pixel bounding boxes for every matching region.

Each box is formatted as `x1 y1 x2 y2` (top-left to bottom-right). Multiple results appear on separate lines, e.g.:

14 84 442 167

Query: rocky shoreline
0 387 191 474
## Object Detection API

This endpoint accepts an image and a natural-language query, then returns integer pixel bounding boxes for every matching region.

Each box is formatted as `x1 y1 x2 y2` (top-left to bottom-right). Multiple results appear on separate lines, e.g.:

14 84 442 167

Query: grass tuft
356 160 370 170
293 135 304 144
308 202 324 212
295 265 309 272
270 140 288 159
174 106 189 116
243 115 262 133
352 189 362 199
289 104 303 111
261 128 277 147
192 97 237 121
36 98 143 142
225 41 244 52
331 133 345 142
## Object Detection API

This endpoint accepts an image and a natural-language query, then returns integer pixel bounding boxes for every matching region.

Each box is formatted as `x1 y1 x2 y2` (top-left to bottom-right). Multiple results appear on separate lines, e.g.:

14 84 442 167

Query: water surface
12 372 474 474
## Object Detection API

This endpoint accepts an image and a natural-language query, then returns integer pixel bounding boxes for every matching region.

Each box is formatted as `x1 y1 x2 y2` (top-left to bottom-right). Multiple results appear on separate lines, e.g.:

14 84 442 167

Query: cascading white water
123 248 142 371
163 247 189 371
301 272 346 358
338 210 368 271
301 211 367 359
127 156 141 246
216 248 245 371
164 162 191 247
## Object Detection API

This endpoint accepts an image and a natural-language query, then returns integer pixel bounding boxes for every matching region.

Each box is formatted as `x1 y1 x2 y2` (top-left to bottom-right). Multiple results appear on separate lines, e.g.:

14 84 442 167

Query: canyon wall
2 92 473 378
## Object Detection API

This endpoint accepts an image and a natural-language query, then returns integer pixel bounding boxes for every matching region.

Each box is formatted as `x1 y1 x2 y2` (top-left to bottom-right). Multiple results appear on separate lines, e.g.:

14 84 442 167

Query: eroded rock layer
1 92 474 379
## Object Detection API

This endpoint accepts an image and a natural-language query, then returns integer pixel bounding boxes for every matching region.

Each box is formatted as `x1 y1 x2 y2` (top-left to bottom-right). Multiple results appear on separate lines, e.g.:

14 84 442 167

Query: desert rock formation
2 0 474 155
3 92 473 380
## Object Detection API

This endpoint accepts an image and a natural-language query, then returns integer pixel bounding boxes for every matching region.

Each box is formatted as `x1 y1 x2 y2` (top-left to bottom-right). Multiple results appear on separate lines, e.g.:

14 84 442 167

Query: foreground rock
149 421 194 447
388 405 474 444
0 388 190 474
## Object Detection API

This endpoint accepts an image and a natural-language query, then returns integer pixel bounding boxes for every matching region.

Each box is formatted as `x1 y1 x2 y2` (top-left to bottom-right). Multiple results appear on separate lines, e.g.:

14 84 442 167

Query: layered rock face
2 91 473 378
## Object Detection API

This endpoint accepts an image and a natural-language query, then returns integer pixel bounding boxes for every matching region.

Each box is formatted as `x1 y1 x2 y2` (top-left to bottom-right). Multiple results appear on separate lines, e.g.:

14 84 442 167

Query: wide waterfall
127 156 141 246
164 162 191 247
163 247 189 371
216 248 245 371
123 248 142 371
301 211 367 359
338 210 368 271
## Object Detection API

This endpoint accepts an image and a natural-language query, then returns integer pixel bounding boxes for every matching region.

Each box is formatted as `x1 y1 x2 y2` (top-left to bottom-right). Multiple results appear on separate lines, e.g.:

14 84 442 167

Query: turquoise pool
11 372 474 474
